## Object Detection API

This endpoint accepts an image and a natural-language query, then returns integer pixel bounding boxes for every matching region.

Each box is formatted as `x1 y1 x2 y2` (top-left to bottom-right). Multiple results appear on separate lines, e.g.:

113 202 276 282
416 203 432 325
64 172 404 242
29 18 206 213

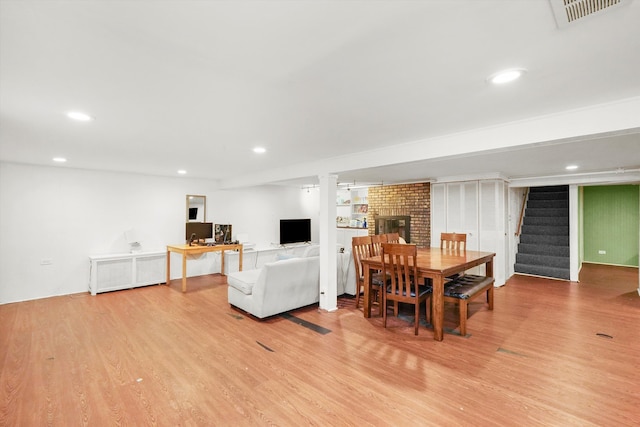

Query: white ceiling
1 0 639 189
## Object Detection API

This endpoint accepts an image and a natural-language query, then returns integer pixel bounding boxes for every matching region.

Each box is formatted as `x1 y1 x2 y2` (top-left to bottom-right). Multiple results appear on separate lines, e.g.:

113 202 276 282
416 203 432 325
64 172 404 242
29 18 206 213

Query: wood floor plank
1 266 639 426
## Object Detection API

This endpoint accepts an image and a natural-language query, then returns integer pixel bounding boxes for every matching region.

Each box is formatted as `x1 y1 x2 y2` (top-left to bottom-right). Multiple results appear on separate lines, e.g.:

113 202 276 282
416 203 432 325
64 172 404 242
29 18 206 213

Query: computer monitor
215 224 232 244
185 222 213 242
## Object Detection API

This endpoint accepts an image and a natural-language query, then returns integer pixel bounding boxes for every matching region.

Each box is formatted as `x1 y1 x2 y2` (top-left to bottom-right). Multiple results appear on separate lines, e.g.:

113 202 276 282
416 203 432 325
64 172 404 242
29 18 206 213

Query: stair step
520 234 569 246
518 243 570 257
526 199 569 209
528 191 569 201
516 253 569 269
514 263 570 280
529 185 569 193
523 216 569 226
516 185 570 281
525 207 569 218
521 224 569 236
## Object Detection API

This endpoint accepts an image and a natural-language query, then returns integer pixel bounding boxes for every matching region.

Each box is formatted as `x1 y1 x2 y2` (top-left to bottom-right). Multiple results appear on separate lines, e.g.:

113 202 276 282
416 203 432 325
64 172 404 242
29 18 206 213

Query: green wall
583 185 639 267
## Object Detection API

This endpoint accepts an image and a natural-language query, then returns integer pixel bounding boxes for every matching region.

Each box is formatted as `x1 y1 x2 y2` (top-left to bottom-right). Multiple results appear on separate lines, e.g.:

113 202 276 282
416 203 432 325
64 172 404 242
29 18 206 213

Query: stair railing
515 187 529 236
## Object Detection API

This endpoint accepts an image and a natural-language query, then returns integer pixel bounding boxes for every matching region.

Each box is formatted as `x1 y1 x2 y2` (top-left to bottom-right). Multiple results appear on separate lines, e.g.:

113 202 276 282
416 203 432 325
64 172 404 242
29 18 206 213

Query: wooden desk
166 243 243 292
361 248 494 341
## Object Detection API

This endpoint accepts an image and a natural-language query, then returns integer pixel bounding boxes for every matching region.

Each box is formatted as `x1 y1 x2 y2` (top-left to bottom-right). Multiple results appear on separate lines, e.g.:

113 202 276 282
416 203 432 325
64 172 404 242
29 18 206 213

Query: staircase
515 185 570 280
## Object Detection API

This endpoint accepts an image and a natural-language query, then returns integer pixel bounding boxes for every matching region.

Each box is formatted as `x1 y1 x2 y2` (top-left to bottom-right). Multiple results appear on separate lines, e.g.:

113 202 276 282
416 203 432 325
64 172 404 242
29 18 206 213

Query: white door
431 183 446 247
478 180 508 286
431 182 479 249
446 181 479 250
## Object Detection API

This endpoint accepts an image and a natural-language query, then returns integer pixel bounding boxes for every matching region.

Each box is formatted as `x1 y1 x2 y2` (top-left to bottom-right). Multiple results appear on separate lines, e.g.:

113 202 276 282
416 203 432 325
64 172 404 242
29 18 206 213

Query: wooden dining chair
385 232 400 243
352 236 383 313
380 243 431 335
371 233 388 256
440 232 466 251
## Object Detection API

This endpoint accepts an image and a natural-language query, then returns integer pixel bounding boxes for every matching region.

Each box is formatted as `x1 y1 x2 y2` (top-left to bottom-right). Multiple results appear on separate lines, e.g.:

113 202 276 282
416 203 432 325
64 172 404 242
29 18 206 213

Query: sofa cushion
275 253 298 261
227 268 262 295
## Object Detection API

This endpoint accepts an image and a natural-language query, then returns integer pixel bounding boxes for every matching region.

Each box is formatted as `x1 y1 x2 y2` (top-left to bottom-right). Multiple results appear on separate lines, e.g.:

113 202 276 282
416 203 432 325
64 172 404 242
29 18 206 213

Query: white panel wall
0 162 318 304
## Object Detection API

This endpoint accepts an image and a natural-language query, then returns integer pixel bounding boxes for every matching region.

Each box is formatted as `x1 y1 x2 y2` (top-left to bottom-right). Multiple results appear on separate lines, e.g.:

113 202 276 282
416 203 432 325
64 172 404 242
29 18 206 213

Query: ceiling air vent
549 0 628 28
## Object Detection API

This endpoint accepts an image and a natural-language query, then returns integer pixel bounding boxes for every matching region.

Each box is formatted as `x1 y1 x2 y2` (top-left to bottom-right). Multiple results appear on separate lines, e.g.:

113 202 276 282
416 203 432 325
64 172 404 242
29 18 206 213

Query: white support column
318 174 338 312
569 184 580 282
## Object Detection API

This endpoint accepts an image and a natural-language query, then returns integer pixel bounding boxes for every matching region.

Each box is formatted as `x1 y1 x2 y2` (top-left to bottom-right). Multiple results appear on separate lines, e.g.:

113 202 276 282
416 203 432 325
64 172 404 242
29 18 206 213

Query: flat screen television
185 222 213 241
280 218 311 245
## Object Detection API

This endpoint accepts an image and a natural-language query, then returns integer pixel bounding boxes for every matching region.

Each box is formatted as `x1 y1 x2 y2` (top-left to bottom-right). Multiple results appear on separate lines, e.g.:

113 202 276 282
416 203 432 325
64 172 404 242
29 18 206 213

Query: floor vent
549 0 628 28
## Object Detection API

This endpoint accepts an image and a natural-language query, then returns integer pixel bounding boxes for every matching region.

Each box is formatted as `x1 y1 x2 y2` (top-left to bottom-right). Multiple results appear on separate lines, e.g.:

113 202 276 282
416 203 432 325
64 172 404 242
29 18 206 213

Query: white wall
0 162 317 304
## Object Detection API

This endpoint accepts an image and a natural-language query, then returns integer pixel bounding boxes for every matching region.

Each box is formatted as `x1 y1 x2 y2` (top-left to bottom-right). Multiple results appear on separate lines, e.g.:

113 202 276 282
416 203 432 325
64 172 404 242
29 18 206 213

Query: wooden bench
442 274 494 336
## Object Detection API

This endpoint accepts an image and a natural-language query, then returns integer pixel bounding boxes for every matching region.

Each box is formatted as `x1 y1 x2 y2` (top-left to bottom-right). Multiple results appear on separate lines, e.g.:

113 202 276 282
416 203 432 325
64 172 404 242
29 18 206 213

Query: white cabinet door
431 183 446 247
444 181 479 250
431 179 507 285
479 180 508 285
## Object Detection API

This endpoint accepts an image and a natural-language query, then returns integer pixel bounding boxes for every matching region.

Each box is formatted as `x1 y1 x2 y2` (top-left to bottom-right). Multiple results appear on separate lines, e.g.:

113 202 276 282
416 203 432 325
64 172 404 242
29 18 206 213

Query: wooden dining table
361 247 495 341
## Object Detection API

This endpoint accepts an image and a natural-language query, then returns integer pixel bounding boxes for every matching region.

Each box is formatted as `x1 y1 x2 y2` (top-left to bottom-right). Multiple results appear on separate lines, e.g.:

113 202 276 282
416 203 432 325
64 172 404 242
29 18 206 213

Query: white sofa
227 247 355 319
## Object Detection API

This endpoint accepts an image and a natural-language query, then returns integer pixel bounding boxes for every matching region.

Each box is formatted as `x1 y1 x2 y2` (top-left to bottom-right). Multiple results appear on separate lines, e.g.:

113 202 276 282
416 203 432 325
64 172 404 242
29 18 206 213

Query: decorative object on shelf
336 216 350 226
336 191 351 205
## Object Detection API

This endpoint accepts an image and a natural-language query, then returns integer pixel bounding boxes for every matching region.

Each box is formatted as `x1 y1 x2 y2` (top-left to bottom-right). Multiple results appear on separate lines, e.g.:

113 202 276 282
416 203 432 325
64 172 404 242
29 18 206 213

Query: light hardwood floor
1 264 638 426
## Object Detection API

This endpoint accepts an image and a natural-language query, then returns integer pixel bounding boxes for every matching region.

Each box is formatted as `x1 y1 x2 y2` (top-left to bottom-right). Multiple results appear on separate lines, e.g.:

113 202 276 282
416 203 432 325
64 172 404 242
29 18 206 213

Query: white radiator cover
89 251 166 295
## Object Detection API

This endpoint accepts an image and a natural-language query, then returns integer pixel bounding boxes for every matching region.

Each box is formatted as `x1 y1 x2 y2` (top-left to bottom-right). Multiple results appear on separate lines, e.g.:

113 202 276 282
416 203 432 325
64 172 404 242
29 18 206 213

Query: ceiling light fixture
566 165 579 171
253 147 266 154
52 157 67 163
177 170 187 175
66 111 93 121
488 68 527 85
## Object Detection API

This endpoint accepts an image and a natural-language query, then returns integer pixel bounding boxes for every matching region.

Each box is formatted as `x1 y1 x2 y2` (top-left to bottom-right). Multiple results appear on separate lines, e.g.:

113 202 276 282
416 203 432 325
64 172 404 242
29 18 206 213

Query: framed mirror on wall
186 195 206 222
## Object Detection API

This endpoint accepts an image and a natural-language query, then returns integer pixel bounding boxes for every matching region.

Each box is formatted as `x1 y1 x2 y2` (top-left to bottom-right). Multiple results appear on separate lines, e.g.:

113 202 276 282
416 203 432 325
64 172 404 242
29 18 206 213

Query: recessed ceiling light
253 147 266 154
52 157 67 163
67 111 93 121
488 68 527 85
177 170 187 175
566 165 579 171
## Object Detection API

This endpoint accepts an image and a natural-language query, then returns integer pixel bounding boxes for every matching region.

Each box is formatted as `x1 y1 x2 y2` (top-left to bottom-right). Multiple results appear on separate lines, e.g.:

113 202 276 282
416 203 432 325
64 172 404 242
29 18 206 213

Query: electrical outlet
40 258 53 265
598 250 606 255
